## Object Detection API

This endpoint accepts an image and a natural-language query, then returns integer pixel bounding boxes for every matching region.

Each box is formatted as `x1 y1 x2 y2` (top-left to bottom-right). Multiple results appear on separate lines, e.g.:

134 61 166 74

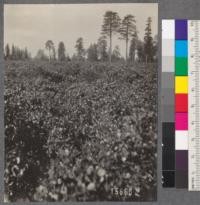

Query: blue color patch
175 40 188 57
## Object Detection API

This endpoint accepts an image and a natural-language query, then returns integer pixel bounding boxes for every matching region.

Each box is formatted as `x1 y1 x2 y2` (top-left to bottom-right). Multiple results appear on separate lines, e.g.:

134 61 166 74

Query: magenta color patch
175 113 188 130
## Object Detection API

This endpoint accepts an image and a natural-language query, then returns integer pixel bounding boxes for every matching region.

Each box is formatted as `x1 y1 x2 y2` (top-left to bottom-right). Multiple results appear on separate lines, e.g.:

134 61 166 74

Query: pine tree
137 40 145 62
11 44 16 60
75 37 85 59
129 31 138 63
45 40 55 61
5 44 10 60
144 17 153 63
101 11 121 63
58 42 66 61
152 35 158 61
24 47 29 59
119 15 136 61
97 36 108 61
87 43 98 61
112 45 121 61
16 46 21 59
52 47 56 60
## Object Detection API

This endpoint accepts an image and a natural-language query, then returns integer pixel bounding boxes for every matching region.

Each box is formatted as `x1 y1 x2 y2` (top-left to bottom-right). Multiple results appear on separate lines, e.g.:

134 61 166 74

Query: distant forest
4 11 157 63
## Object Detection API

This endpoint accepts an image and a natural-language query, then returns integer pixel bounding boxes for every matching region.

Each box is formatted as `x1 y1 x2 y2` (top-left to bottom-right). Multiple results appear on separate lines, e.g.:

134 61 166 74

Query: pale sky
4 3 158 57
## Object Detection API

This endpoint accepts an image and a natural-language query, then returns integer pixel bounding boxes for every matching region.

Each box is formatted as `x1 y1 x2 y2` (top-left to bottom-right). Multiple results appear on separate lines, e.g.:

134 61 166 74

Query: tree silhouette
52 47 56 60
5 44 10 60
24 48 29 59
101 11 120 63
35 49 48 60
112 45 121 61
45 40 55 61
144 17 153 63
119 15 136 61
152 35 158 61
87 43 98 61
58 42 66 61
129 31 138 63
97 36 108 61
7 44 30 60
75 37 85 59
137 40 145 62
11 45 16 60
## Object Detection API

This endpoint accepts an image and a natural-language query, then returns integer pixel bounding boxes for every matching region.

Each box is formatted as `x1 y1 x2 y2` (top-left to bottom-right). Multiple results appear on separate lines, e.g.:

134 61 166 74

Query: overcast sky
4 3 158 57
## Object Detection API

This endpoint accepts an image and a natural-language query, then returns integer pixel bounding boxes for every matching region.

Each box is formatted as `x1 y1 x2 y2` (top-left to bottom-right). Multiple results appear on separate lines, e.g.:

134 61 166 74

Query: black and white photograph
4 3 158 202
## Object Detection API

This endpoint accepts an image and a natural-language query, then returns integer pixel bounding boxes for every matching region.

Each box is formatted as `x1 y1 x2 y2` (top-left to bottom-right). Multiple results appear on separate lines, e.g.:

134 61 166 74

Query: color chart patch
162 20 200 191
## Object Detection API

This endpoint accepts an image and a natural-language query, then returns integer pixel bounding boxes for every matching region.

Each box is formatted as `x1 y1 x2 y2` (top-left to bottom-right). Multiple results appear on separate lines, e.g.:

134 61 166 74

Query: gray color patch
162 56 174 72
162 72 175 88
162 105 174 122
162 39 175 56
162 88 174 106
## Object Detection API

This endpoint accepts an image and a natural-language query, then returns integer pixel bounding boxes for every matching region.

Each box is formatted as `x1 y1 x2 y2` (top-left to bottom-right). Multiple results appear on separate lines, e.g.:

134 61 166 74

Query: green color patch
175 57 188 76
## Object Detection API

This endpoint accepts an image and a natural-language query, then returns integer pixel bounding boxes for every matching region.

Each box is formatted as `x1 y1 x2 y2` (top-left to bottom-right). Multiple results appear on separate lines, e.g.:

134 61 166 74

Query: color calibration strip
162 20 175 187
175 20 188 188
162 20 200 190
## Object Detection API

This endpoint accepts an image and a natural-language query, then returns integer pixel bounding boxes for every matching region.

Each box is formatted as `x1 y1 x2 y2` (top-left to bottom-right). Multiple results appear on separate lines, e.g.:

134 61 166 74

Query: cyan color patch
175 40 188 57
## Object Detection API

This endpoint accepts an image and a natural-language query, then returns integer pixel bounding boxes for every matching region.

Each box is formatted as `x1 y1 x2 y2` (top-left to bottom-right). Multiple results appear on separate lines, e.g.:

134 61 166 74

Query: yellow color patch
175 76 188 93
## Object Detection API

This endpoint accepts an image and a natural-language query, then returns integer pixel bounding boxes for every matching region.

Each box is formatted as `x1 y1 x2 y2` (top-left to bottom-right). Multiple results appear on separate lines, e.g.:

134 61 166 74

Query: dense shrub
5 60 157 202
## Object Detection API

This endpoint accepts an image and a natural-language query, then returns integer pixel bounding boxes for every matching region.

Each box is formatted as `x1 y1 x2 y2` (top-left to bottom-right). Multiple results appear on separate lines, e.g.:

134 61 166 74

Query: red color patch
175 94 188 112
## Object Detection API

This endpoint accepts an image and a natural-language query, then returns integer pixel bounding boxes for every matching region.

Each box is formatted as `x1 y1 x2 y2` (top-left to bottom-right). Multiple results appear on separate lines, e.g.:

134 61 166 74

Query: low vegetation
5 60 157 201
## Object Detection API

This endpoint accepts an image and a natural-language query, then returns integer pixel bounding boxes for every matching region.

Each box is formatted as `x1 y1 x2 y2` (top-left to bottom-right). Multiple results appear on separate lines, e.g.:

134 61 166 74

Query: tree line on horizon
4 11 157 63
4 44 30 60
